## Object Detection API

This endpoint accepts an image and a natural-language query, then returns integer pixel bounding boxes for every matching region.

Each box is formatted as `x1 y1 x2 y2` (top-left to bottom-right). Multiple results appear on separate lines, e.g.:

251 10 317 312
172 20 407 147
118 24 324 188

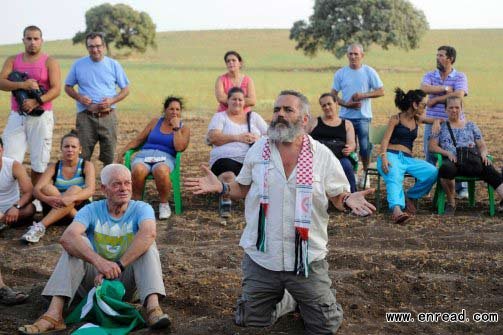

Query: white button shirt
236 136 350 272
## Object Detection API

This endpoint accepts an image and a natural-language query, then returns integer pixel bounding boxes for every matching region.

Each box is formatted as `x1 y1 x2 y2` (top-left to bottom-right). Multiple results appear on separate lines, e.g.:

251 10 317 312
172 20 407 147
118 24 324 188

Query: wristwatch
13 203 21 209
444 86 449 92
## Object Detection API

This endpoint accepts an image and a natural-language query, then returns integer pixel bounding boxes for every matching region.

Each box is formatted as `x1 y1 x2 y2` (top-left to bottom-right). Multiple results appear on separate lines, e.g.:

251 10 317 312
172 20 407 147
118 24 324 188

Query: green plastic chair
433 153 495 216
124 148 183 215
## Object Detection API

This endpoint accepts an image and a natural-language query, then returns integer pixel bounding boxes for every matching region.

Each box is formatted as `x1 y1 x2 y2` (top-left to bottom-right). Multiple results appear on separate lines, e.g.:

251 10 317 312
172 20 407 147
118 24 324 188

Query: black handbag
446 122 483 176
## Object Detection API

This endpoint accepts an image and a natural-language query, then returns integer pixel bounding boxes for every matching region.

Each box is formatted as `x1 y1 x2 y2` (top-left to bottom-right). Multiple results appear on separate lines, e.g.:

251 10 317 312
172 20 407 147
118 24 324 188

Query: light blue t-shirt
74 200 155 261
332 64 383 119
65 56 130 113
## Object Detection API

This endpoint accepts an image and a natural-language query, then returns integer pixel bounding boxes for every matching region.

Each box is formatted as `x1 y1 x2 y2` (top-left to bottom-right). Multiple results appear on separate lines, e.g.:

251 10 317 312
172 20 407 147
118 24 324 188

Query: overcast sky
2 0 502 45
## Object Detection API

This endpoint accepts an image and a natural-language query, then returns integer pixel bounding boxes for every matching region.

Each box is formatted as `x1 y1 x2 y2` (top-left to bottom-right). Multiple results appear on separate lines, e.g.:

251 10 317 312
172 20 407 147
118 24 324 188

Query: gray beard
267 122 303 143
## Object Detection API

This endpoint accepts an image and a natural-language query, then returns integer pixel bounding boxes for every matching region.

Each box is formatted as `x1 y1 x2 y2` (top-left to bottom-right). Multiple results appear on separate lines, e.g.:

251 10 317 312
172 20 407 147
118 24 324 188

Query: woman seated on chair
378 88 438 224
309 93 357 192
22 130 95 243
207 87 267 217
429 96 503 214
118 96 190 219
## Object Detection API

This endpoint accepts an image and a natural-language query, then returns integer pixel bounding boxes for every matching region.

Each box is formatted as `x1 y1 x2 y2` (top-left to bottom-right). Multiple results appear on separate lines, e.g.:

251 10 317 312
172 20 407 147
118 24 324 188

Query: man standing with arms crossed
0 26 61 211
331 43 384 189
421 46 468 198
65 32 129 166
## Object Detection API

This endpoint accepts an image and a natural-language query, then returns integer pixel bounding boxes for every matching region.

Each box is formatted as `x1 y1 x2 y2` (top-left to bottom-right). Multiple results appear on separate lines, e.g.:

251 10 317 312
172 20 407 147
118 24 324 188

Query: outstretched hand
346 189 376 216
184 165 222 195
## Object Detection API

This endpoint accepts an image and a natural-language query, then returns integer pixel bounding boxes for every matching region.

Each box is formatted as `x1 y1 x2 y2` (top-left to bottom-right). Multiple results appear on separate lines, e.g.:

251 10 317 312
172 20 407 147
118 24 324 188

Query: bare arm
62 161 96 204
352 87 385 102
12 161 33 207
380 116 399 154
117 118 157 162
185 164 250 200
119 219 156 267
0 57 27 91
32 163 57 203
173 126 190 152
39 57 61 103
344 120 356 153
60 222 122 279
64 84 90 105
111 86 129 105
475 138 490 165
330 89 349 107
426 89 465 107
207 129 249 146
215 76 227 105
428 135 455 162
306 116 319 134
244 77 256 108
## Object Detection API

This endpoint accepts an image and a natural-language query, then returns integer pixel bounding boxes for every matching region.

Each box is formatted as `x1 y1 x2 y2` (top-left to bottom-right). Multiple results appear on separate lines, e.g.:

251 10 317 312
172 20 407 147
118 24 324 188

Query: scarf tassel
256 203 268 252
294 230 309 278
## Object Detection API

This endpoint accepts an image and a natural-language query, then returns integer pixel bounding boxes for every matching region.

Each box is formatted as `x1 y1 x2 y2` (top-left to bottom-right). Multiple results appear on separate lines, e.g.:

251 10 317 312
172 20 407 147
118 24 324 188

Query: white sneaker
456 189 469 199
358 174 370 189
159 203 171 220
21 222 46 243
33 199 43 213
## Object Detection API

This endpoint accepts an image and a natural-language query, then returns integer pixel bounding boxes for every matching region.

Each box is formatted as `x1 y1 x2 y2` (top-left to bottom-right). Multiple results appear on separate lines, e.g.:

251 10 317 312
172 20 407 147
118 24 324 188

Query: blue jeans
377 151 438 211
339 157 357 193
344 118 371 161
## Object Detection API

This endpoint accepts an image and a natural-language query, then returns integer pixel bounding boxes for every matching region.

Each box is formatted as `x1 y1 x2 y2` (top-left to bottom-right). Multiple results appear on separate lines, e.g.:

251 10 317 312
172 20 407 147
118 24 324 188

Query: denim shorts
345 118 371 159
132 149 176 173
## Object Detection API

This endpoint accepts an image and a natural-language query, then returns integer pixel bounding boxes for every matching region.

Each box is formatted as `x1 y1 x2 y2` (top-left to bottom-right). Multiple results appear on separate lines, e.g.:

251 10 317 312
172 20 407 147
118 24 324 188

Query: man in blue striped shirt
421 46 468 198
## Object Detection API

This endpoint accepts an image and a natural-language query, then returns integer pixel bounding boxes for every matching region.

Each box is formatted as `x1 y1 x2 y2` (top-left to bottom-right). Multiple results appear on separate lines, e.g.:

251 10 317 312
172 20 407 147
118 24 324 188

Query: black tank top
389 120 418 151
310 117 346 143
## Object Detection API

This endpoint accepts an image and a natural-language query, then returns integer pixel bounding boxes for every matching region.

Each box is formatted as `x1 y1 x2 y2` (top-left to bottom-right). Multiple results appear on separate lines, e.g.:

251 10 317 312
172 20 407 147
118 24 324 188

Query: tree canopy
290 0 429 58
73 3 156 55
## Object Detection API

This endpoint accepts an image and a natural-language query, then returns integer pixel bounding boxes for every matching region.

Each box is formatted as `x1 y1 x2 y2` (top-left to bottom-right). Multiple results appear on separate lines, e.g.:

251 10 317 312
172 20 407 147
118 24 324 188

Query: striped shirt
54 158 86 192
421 68 468 120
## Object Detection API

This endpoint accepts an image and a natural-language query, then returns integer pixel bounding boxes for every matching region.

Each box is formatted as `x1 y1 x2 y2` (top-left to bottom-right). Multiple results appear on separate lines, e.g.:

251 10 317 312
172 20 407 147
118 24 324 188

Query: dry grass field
0 29 502 334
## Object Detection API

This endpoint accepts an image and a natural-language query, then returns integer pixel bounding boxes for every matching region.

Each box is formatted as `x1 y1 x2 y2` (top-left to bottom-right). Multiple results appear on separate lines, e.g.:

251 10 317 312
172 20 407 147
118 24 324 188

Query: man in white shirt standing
186 90 375 334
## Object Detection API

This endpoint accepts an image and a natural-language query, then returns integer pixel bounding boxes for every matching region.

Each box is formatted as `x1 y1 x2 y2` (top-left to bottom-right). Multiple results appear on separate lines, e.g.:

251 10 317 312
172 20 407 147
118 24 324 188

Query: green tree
73 3 156 56
290 0 429 58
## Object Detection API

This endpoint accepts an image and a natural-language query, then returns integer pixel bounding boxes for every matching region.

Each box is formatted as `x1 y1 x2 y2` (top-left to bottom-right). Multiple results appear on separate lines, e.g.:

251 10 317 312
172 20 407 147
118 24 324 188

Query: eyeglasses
87 44 103 50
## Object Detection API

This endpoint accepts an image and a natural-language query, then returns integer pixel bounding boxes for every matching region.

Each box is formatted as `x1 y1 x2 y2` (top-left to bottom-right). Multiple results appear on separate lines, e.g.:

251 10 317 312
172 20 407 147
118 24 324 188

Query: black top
310 117 346 143
389 119 418 151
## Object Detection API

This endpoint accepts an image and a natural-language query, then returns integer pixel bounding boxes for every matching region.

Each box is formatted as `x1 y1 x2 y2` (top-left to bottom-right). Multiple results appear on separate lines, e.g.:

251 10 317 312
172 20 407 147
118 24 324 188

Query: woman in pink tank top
214 50 256 113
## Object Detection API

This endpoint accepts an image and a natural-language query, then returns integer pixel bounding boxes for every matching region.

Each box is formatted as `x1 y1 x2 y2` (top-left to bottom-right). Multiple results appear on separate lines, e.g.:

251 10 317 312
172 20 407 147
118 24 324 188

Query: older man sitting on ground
19 164 170 334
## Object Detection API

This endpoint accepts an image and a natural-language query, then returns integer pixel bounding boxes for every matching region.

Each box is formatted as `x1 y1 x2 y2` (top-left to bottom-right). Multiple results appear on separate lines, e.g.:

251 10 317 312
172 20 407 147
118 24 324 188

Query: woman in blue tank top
22 131 96 243
378 88 438 224
118 96 190 219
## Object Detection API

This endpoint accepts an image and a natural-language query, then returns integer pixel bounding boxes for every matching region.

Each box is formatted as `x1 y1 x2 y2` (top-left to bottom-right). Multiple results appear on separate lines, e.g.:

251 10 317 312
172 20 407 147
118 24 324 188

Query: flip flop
392 212 412 225
0 286 28 305
18 314 66 334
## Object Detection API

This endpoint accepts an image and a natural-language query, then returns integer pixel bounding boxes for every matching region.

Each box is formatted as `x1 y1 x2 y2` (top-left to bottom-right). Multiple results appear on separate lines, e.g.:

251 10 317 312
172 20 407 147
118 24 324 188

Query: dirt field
1 111 502 335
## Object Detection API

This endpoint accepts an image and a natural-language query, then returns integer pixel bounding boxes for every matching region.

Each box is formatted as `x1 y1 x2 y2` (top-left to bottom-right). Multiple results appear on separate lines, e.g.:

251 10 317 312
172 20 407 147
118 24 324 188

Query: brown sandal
146 306 171 330
18 314 66 334
392 212 412 225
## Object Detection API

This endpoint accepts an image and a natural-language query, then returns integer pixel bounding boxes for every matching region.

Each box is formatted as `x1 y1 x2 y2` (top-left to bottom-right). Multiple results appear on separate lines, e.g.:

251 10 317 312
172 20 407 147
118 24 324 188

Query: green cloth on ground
66 280 145 335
